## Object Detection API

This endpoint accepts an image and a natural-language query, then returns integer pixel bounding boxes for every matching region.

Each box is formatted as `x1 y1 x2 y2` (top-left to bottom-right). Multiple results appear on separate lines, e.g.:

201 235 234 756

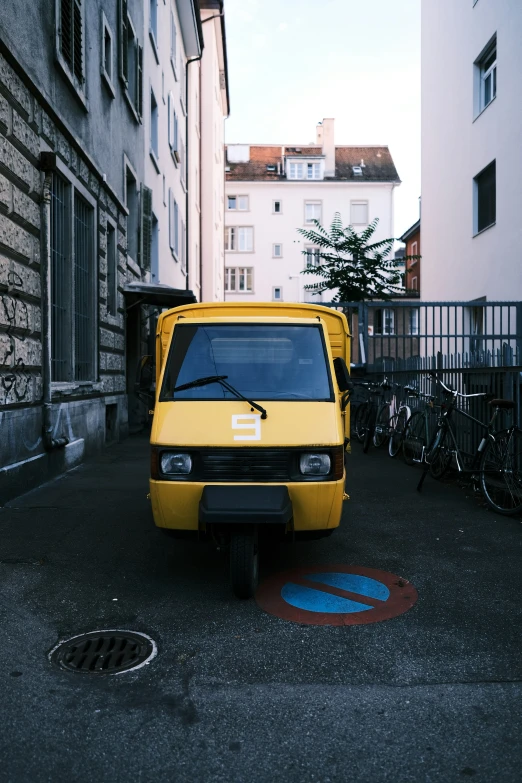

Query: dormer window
287 161 323 180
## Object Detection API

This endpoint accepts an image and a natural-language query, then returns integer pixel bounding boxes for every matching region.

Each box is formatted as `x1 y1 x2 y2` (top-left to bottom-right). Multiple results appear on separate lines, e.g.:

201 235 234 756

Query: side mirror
333 357 353 393
135 355 154 404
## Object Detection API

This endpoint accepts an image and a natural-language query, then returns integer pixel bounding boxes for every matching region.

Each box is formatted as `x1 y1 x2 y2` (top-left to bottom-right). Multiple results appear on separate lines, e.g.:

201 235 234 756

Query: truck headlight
160 452 192 475
299 453 331 476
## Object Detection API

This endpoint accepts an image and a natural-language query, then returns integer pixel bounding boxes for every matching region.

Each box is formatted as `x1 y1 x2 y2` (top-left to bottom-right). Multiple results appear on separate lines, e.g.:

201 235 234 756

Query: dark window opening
475 160 496 233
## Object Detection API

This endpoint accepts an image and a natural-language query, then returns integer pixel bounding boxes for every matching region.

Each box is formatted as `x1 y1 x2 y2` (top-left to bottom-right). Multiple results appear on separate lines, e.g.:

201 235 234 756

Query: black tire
479 429 522 515
403 411 426 465
428 428 452 480
373 404 391 448
353 402 369 443
363 405 377 454
230 533 259 599
389 408 409 458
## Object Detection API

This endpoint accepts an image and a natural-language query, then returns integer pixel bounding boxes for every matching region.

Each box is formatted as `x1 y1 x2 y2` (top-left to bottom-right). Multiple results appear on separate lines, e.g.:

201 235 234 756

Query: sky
223 0 421 237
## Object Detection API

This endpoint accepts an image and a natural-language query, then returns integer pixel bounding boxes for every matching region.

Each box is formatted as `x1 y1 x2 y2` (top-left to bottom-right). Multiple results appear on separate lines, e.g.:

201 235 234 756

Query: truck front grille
200 448 292 482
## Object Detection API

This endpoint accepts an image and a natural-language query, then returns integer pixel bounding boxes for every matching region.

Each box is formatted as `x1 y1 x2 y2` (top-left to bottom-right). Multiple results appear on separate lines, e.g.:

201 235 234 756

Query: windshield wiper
172 375 268 419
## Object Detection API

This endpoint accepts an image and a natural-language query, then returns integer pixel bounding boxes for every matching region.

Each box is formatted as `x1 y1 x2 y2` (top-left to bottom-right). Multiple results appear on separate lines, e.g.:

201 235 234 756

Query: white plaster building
143 0 228 300
224 119 401 304
421 0 522 300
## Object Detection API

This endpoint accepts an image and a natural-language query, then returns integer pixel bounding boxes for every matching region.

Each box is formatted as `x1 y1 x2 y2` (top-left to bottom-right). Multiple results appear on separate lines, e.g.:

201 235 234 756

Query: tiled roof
225 145 400 182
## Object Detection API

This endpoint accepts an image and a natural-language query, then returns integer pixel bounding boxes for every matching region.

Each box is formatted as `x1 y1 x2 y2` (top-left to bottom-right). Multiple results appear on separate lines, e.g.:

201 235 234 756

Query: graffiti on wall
0 403 76 462
1 270 32 403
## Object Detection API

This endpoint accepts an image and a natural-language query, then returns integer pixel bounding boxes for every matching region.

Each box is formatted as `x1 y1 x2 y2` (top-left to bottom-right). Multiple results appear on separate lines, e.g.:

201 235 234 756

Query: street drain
49 630 157 675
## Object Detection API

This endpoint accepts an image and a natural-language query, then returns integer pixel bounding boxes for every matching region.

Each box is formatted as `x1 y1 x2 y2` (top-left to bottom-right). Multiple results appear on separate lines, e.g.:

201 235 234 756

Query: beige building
224 119 401 304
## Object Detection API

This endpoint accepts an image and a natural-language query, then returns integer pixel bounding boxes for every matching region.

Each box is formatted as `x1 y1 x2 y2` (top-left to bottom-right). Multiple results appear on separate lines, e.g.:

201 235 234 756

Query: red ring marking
255 564 418 626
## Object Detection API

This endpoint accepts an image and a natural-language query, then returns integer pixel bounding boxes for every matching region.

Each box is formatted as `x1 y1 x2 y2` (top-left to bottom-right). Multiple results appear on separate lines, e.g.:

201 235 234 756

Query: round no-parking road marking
255 564 418 626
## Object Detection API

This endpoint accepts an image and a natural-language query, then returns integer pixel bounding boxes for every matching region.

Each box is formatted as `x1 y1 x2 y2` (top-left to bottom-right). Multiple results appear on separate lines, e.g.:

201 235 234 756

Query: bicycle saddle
489 398 515 409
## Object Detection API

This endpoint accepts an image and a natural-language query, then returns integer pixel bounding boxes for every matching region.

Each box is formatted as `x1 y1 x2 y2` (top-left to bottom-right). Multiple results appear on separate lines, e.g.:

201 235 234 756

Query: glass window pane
228 196 237 210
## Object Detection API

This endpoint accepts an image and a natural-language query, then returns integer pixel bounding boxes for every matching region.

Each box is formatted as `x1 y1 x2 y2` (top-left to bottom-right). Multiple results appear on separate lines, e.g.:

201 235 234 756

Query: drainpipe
40 152 69 451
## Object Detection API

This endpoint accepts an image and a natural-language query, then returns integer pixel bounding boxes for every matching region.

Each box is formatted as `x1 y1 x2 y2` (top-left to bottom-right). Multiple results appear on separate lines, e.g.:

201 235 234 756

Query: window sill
55 53 89 112
170 56 178 81
171 249 179 262
149 149 160 174
149 30 160 65
171 148 180 165
473 221 496 238
127 256 141 277
101 69 116 99
473 95 496 123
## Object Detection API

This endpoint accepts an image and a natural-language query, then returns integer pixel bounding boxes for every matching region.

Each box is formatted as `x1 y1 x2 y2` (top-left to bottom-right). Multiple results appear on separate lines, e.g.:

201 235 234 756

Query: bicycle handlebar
428 372 490 399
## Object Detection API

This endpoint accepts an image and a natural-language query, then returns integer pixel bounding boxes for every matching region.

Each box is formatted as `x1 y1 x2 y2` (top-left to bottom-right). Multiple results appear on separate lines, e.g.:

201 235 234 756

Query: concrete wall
421 0 522 300
224 179 396 303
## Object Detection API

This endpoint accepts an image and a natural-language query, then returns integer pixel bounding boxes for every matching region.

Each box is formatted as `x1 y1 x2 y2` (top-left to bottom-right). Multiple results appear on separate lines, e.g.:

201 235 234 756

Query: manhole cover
49 630 157 675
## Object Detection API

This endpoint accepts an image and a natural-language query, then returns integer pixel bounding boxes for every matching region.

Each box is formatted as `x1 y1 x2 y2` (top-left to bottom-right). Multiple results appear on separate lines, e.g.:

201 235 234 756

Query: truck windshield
160 324 333 402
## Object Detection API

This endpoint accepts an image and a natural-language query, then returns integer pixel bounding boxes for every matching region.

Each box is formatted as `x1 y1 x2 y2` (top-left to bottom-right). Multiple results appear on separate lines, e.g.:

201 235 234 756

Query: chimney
322 118 335 177
316 122 323 145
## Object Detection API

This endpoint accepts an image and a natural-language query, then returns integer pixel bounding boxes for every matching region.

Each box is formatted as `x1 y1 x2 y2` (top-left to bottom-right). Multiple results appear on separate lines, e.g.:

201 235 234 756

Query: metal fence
322 300 522 459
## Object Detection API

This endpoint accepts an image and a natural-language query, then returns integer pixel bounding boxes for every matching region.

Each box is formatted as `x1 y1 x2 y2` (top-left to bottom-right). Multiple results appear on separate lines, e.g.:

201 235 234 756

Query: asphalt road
1 434 521 782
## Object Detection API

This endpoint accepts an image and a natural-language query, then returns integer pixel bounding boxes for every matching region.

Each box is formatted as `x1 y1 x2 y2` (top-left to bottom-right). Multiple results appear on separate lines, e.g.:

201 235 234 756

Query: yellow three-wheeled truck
148 302 352 598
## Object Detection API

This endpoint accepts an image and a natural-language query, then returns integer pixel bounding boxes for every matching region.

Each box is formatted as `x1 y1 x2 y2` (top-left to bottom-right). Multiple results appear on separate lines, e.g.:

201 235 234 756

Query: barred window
51 172 95 382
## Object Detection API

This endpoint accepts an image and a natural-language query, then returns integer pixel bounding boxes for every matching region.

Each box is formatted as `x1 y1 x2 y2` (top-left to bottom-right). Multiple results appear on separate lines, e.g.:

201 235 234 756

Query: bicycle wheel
428 428 452 479
479 428 522 515
353 402 369 443
417 426 445 491
403 411 426 465
363 405 377 453
373 404 391 448
389 407 409 458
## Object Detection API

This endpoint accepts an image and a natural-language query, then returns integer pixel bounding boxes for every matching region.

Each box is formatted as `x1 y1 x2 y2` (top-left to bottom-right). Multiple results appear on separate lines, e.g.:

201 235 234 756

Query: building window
57 0 85 92
273 200 282 214
273 244 282 258
51 171 95 382
170 10 178 79
350 201 369 225
149 0 158 53
304 202 322 224
169 189 179 257
304 247 321 268
409 308 420 335
374 308 395 335
227 195 249 211
150 88 159 164
101 12 115 96
119 5 143 120
411 276 418 291
288 162 322 180
410 240 418 259
106 220 117 315
125 162 139 263
225 267 253 292
476 37 497 113
272 287 282 301
168 92 179 160
474 160 496 234
180 60 186 115
225 226 253 252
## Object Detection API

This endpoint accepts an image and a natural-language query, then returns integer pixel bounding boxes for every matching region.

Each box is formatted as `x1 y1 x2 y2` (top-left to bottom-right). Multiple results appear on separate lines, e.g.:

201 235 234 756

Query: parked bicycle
352 378 393 453
417 373 522 515
387 384 418 458
402 392 439 466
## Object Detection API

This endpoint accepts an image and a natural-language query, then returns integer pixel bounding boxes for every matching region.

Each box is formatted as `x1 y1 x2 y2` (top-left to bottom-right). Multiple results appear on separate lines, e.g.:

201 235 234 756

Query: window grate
51 174 70 382
74 193 94 381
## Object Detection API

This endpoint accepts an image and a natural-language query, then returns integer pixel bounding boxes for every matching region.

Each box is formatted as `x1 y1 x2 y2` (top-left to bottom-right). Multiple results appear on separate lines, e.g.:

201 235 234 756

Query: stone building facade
0 1 174 503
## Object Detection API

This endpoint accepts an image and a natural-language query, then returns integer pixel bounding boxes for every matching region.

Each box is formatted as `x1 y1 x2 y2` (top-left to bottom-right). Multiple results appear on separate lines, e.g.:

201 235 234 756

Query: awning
123 282 197 309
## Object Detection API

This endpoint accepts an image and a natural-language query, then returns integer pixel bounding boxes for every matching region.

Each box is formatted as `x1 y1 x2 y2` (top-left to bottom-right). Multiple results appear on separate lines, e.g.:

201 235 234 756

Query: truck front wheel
230 531 259 599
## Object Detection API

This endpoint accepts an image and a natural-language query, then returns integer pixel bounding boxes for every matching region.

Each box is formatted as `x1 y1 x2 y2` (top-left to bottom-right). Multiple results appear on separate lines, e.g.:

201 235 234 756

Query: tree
298 213 418 302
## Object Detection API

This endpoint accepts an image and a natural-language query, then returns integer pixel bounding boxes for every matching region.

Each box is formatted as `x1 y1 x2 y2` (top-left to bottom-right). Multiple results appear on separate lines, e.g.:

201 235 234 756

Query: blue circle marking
280 572 391 614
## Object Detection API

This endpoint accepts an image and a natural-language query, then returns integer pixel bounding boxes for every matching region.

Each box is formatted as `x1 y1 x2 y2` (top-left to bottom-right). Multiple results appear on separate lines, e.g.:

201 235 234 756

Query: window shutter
60 0 73 70
119 0 128 82
73 0 83 83
140 185 153 271
136 44 143 117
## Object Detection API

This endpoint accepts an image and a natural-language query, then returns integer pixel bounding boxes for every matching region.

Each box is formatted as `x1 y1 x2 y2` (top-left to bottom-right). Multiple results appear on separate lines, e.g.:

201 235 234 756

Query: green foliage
298 213 420 302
